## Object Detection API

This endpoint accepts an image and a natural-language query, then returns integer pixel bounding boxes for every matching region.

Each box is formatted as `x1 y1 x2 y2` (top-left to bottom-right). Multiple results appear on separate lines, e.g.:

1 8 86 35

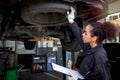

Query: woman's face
82 24 93 43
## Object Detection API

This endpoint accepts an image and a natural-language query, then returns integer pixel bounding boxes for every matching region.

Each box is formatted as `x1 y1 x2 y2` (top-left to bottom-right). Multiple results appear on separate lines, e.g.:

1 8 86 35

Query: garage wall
108 1 120 14
98 1 120 22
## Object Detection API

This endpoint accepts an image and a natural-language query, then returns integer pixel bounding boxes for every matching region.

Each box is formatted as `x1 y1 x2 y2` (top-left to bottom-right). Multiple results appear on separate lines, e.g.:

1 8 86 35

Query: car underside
0 0 108 51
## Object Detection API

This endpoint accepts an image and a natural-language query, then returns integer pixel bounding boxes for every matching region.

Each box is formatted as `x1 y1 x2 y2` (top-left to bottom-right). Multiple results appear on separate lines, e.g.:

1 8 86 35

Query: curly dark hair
90 22 117 43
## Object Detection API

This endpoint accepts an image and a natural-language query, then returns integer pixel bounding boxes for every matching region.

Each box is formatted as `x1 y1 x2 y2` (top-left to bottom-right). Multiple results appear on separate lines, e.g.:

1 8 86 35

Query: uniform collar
86 44 103 54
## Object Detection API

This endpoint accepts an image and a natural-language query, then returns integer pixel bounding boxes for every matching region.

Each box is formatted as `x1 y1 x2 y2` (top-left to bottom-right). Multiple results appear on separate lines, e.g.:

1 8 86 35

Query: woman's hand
67 7 75 24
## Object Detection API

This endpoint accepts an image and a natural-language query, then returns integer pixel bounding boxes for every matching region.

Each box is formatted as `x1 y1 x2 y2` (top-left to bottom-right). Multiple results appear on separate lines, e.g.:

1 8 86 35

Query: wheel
60 36 81 52
21 0 76 26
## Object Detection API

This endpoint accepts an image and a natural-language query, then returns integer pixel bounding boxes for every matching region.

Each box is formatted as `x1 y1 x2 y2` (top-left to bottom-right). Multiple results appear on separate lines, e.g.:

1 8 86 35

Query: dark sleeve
69 22 91 53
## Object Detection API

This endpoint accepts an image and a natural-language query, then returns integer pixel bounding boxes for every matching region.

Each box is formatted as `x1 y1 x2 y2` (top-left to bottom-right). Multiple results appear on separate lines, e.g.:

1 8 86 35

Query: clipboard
51 63 85 80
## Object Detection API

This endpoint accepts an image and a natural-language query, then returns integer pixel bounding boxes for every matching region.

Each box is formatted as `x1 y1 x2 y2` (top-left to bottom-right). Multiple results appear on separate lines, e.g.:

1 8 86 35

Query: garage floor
18 70 62 80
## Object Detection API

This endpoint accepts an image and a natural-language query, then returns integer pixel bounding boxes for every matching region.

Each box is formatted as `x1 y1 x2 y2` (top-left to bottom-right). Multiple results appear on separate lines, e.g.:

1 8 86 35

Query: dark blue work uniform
69 22 111 80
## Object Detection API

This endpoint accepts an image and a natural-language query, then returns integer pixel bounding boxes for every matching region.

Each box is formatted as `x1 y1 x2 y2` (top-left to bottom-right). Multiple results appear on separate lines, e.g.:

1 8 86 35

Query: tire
24 41 36 50
60 37 81 52
21 1 76 26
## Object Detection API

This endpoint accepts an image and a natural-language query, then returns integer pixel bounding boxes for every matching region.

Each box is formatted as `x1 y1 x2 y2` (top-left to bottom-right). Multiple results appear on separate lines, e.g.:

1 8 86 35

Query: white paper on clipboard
51 63 84 80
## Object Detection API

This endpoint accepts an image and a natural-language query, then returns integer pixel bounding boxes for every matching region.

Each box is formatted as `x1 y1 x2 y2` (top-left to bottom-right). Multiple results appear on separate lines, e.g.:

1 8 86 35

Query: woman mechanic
67 7 118 80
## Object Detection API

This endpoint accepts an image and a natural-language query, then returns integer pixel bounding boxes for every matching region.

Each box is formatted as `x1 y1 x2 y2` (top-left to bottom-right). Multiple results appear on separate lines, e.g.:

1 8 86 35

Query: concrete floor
18 70 62 80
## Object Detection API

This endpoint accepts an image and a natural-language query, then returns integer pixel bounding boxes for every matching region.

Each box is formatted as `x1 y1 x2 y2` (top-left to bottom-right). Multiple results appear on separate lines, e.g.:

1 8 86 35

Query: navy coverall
69 22 111 80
